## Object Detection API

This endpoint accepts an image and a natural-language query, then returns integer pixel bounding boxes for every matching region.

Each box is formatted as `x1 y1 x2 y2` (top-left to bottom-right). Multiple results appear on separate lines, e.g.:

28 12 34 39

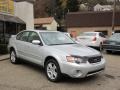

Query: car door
15 31 30 60
26 31 43 65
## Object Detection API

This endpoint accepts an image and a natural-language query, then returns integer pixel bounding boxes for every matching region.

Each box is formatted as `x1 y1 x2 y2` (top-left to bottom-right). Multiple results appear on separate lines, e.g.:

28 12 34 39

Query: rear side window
99 33 105 38
16 31 30 42
16 32 23 40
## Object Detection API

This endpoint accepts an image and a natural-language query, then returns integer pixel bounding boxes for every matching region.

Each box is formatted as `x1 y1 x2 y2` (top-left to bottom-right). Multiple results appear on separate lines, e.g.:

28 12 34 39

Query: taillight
92 37 96 41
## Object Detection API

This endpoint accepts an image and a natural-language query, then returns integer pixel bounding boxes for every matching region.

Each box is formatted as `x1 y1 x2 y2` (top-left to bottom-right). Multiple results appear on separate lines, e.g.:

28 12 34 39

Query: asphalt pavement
0 53 120 90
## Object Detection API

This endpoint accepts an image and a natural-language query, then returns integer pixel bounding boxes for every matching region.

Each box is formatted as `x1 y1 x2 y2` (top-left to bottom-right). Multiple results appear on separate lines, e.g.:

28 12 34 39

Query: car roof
83 32 100 33
24 29 59 33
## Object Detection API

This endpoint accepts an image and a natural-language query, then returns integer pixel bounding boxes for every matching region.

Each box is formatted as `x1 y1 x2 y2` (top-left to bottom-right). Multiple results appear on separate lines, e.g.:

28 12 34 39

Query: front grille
88 56 101 63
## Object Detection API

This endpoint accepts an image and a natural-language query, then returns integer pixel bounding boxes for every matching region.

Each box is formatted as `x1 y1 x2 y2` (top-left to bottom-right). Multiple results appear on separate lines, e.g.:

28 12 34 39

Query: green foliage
44 0 108 25
66 0 79 12
45 7 52 16
45 0 62 18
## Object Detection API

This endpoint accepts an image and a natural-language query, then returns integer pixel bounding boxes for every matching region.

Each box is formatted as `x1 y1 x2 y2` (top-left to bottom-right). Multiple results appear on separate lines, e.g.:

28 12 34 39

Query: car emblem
94 59 98 62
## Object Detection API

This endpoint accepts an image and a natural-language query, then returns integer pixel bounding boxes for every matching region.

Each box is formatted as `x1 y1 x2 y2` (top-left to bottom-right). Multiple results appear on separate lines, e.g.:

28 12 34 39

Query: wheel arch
44 56 60 68
10 47 15 52
9 47 18 57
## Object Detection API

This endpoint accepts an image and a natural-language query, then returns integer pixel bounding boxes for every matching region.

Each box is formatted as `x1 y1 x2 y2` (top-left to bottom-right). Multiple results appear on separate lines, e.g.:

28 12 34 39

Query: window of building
0 22 4 44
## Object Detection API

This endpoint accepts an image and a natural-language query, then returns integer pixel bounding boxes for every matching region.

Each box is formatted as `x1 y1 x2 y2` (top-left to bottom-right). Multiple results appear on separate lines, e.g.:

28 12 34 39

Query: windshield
109 33 120 42
40 32 76 45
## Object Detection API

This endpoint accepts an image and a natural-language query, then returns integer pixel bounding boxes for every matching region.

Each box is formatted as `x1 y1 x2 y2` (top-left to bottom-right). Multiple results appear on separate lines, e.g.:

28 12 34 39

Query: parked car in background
77 32 106 50
63 32 78 41
102 33 120 53
8 30 106 82
62 32 71 37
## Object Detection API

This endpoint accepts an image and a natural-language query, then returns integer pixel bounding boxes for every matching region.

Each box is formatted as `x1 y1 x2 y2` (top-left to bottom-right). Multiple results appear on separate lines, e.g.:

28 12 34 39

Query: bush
0 44 8 54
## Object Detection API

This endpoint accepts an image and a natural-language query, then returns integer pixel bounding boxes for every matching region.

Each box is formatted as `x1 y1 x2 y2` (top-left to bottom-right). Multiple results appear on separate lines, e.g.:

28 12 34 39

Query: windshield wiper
62 43 76 44
48 44 63 46
48 43 76 46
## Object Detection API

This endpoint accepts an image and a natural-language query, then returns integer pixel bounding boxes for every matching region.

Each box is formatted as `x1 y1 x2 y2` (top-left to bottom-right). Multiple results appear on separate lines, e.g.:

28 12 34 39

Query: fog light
73 70 82 77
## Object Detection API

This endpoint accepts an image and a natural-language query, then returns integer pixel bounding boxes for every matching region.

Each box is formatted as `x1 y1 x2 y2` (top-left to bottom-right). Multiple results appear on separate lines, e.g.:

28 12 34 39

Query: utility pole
112 0 116 33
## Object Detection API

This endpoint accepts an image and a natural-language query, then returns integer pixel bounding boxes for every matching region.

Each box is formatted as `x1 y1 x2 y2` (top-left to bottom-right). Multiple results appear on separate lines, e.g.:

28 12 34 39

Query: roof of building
34 17 55 25
66 11 120 27
14 0 35 3
0 13 25 24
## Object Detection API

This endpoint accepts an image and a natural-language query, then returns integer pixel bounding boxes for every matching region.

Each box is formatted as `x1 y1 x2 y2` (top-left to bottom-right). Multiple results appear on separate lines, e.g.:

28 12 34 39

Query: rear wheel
45 59 61 82
10 50 19 64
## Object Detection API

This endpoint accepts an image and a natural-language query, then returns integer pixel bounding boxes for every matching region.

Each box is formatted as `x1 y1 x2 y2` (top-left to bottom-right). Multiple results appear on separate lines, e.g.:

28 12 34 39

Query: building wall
14 1 34 29
42 20 58 30
50 20 58 30
67 26 120 36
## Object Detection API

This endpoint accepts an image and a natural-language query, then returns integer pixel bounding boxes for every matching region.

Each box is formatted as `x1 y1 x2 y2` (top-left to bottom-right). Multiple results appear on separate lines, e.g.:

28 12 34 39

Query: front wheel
10 50 19 64
45 59 61 82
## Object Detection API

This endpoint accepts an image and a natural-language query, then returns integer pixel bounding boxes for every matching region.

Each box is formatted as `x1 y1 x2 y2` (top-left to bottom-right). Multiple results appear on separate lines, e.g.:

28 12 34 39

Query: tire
10 50 19 64
45 59 61 82
106 50 112 54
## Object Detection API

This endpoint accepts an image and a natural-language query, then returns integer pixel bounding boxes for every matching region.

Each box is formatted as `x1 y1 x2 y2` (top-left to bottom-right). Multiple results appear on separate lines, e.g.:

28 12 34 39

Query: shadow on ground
19 59 104 84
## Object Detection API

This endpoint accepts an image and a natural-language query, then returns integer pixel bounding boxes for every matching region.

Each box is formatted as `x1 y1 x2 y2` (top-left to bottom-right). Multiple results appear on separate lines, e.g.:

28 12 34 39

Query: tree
34 0 53 18
66 0 79 12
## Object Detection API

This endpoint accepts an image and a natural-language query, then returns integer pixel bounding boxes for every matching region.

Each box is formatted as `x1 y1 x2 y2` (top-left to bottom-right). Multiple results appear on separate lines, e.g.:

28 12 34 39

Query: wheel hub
47 63 57 80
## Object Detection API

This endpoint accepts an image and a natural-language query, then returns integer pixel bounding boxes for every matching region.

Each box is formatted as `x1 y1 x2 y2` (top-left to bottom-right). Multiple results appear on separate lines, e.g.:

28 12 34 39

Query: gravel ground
0 53 120 90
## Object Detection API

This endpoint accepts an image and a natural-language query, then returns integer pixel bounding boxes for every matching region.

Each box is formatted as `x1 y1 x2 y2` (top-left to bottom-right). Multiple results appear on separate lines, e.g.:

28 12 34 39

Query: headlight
66 56 87 64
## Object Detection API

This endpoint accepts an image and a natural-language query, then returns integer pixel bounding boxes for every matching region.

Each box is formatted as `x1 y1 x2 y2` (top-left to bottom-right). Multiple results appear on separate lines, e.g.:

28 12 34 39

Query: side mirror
32 40 41 45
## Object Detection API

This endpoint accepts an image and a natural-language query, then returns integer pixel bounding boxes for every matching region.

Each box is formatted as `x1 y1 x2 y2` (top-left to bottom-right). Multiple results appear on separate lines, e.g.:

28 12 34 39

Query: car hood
51 44 100 57
103 39 120 44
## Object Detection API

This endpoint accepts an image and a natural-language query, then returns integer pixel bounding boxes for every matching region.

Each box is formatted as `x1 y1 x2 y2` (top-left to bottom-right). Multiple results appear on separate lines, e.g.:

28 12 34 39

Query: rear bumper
60 58 106 78
86 42 100 47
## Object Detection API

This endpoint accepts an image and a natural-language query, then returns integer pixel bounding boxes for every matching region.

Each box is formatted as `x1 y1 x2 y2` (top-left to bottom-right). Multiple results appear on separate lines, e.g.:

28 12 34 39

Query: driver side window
28 32 40 43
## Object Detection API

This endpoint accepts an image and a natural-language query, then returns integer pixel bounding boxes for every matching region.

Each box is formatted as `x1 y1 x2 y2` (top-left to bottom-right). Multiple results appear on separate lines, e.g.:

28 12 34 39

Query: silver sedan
8 30 106 82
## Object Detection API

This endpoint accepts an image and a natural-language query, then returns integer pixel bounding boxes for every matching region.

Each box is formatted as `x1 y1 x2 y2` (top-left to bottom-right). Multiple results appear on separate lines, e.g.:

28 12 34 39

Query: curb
0 58 9 61
0 55 9 61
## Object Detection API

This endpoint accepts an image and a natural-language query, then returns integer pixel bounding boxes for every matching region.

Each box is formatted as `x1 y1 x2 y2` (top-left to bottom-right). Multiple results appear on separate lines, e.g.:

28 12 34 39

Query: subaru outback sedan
8 30 106 82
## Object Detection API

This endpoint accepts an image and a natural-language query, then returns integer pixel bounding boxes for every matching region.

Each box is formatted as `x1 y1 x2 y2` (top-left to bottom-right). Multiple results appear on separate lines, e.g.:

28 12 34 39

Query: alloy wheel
47 62 58 80
10 51 16 63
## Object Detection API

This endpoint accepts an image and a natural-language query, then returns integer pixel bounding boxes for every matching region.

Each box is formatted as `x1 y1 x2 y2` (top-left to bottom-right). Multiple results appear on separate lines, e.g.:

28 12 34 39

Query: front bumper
60 58 106 78
103 44 120 51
